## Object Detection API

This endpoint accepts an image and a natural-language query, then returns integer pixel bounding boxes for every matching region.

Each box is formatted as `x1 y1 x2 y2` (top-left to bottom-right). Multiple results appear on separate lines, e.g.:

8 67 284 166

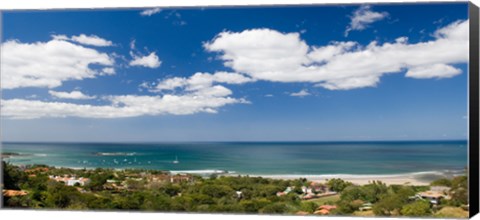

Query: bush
434 206 469 218
401 200 431 217
449 175 468 206
2 161 28 190
260 203 287 214
372 192 406 216
300 202 318 213
327 178 352 192
430 178 452 187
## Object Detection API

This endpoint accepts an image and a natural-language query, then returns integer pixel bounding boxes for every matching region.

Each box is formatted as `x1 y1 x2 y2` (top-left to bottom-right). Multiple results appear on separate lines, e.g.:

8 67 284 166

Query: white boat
173 155 179 164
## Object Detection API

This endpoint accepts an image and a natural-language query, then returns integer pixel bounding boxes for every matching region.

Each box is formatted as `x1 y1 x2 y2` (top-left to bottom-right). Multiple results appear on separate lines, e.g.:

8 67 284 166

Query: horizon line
0 139 469 145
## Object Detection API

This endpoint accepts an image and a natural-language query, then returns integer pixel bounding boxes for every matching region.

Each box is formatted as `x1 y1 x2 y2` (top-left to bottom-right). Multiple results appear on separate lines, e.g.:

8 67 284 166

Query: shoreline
5 161 462 186
254 174 433 186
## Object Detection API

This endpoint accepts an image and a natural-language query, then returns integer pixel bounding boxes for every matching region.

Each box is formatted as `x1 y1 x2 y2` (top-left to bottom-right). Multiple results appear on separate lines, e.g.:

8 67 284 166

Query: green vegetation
434 206 469 218
328 177 469 217
326 178 352 192
430 178 452 187
2 161 28 190
1 162 470 218
1 162 303 213
303 194 340 206
401 200 431 216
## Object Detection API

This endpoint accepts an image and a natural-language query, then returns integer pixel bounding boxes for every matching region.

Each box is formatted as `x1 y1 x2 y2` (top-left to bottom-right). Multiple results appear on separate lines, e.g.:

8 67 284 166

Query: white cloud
140 8 162 16
405 64 461 79
52 34 113 47
155 77 188 91
1 37 114 89
49 90 96 100
70 34 113 47
130 39 136 50
290 89 311 97
308 41 357 63
2 93 248 119
153 72 254 92
204 29 309 76
129 52 162 68
3 71 251 119
51 35 69 41
345 5 388 36
138 81 154 91
193 85 233 97
101 67 115 75
204 20 468 90
315 75 381 90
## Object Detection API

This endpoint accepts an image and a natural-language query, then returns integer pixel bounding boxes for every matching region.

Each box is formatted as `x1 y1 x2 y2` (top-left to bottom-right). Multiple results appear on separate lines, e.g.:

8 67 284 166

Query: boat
173 155 179 164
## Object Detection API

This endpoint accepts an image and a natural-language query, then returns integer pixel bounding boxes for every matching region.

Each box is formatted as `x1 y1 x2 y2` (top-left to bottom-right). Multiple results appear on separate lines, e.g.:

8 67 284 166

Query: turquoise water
1 141 467 176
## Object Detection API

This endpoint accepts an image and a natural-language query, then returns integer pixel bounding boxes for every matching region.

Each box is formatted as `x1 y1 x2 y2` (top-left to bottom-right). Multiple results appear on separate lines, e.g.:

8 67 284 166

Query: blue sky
1 3 469 142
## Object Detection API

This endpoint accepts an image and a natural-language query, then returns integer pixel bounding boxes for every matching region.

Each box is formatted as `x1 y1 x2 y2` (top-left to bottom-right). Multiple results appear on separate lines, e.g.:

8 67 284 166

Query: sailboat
173 155 179 164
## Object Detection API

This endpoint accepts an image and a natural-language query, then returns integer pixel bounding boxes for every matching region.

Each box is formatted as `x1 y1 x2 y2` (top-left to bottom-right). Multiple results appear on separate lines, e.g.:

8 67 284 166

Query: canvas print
0 2 471 218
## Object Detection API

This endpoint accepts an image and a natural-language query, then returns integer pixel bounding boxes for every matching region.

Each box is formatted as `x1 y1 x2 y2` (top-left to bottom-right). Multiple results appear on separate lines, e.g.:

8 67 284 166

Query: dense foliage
1 162 470 218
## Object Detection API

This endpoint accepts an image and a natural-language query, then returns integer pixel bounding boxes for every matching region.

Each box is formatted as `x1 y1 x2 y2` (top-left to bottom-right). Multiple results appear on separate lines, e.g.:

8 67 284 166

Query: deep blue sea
1 141 467 176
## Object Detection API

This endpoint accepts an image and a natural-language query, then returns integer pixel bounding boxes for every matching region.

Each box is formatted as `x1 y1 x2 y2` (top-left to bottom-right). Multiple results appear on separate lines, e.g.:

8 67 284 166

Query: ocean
1 141 467 178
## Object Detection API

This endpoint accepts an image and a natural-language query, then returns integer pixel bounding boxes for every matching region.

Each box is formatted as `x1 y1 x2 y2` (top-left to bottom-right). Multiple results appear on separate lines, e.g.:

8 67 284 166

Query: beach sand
253 172 444 186
314 175 430 186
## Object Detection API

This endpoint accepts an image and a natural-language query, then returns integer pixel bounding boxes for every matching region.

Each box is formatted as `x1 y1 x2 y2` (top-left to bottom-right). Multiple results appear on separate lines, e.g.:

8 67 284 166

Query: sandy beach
315 175 431 186
32 164 447 186
252 171 452 186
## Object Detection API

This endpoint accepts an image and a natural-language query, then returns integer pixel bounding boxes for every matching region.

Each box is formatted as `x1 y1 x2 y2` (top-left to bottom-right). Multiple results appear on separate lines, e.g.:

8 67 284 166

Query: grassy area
302 194 340 205
434 207 469 218
353 210 375 217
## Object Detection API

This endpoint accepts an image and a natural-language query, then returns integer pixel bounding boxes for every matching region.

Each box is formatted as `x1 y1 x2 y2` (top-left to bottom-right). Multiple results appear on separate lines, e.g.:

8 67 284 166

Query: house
2 190 28 197
277 186 294 196
314 205 337 215
49 175 91 186
319 205 337 211
67 177 91 186
302 193 316 200
359 202 373 211
314 209 330 215
147 173 193 184
25 167 49 173
236 191 243 198
417 191 445 205
170 174 193 183
310 182 328 193
301 186 313 194
284 186 292 194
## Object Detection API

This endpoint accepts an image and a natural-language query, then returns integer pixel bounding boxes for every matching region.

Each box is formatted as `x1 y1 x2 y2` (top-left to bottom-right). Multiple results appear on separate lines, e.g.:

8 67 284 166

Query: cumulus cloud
129 52 162 68
52 34 113 47
308 41 357 63
140 8 162 16
2 20 468 120
2 93 248 119
1 37 114 89
152 72 255 92
101 67 115 75
204 20 468 90
290 89 311 97
345 5 388 36
49 90 96 100
405 64 462 79
3 71 251 119
204 29 309 76
70 34 113 47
